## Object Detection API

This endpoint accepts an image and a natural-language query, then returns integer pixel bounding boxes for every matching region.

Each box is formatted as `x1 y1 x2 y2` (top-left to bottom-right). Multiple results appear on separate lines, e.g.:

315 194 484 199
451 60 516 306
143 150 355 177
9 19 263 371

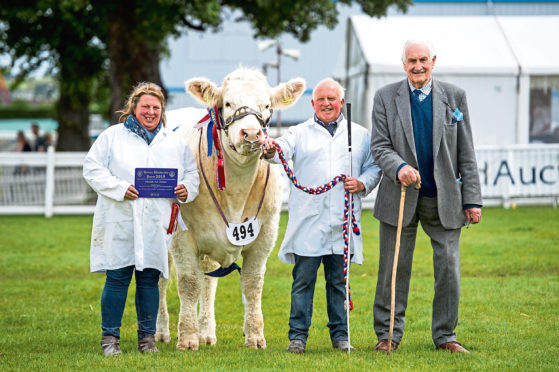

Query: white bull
156 68 305 350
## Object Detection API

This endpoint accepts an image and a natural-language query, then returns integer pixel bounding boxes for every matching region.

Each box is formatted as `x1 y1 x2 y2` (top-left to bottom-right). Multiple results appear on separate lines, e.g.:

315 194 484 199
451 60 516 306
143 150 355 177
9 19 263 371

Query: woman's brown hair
117 82 166 127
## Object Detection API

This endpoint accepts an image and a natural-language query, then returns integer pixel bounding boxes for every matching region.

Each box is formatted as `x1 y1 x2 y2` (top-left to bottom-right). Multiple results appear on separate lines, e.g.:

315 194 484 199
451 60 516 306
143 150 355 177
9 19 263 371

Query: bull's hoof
199 335 217 346
245 338 267 349
155 332 171 343
177 339 199 351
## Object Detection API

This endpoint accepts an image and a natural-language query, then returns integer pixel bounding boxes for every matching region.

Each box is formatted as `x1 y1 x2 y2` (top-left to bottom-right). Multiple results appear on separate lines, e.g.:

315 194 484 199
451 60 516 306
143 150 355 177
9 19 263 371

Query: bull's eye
265 104 270 110
225 102 231 108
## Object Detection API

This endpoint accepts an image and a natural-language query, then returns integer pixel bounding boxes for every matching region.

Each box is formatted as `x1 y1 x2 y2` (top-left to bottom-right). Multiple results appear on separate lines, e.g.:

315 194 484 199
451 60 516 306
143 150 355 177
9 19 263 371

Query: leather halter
222 105 272 134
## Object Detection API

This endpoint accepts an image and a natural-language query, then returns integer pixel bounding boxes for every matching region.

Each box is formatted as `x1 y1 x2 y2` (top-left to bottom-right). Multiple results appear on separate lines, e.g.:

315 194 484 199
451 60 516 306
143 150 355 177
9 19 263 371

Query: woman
14 130 32 175
83 82 199 356
15 130 32 152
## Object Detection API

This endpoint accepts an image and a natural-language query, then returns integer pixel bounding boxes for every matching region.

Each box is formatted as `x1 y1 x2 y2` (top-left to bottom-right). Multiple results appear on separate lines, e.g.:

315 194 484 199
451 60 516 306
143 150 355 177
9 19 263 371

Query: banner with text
476 145 559 199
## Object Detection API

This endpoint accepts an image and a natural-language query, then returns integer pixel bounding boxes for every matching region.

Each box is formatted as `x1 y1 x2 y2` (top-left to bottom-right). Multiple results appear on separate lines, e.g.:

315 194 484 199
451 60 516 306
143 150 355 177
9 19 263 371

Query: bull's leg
171 231 203 351
198 275 218 345
240 248 270 349
155 252 172 342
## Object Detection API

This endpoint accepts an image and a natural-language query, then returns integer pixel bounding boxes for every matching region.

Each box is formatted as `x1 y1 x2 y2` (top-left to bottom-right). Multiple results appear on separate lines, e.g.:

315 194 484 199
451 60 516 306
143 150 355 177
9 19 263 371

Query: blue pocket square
452 108 464 124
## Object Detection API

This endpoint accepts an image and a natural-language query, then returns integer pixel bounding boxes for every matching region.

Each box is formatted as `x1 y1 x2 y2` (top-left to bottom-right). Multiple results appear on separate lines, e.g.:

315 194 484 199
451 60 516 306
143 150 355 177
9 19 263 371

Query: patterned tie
327 122 337 136
413 89 422 102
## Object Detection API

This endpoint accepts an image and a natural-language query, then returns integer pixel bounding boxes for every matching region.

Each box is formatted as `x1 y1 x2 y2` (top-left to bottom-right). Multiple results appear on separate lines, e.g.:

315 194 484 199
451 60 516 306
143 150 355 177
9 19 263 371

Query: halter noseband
222 106 272 134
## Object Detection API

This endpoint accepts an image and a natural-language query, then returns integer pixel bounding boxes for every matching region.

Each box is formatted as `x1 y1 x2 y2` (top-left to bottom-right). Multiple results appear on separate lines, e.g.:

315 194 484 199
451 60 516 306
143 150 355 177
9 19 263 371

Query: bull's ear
185 78 222 107
270 78 306 110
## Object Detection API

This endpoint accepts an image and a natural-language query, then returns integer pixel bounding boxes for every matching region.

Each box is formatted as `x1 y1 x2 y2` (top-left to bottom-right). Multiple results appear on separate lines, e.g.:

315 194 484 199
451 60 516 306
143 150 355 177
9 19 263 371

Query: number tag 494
226 217 260 246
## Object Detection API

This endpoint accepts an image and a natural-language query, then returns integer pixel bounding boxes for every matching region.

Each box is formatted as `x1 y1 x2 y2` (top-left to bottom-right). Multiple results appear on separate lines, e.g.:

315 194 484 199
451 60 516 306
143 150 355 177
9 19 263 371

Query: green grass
0 206 558 371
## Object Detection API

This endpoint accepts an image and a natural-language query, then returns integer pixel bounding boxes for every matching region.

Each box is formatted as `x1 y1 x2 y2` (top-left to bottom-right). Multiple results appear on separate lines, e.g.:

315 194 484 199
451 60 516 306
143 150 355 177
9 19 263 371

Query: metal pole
346 103 352 353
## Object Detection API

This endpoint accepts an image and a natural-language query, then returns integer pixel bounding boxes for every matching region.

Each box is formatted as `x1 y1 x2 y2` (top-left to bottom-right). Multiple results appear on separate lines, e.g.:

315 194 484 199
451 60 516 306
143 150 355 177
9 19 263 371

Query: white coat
269 118 381 264
83 124 199 278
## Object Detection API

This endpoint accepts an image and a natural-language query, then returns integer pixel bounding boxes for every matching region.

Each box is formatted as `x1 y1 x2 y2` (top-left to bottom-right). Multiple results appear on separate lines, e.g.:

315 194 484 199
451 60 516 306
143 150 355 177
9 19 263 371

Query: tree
1 0 411 150
0 1 107 150
102 0 224 124
104 0 411 124
226 0 411 42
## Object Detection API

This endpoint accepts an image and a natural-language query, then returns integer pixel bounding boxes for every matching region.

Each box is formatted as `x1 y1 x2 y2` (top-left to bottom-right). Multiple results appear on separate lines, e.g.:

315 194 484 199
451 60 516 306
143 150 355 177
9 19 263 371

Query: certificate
135 168 178 198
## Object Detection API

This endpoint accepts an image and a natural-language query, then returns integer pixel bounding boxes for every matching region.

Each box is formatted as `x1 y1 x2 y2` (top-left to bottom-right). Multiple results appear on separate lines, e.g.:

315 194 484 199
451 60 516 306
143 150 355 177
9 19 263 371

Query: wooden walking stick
388 176 421 354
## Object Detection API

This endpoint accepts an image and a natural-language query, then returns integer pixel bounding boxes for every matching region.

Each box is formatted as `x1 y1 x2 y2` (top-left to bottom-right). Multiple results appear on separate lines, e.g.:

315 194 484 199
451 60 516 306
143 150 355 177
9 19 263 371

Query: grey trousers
373 196 462 347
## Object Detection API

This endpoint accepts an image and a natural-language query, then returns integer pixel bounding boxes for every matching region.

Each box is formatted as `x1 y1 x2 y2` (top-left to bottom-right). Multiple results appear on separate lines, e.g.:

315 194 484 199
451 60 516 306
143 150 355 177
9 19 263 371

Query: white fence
1 144 558 217
0 147 95 216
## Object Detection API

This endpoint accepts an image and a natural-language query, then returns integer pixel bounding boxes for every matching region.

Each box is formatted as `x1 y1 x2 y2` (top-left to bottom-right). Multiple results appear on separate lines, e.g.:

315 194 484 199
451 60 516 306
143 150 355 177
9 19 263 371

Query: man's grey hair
401 39 436 63
312 78 345 100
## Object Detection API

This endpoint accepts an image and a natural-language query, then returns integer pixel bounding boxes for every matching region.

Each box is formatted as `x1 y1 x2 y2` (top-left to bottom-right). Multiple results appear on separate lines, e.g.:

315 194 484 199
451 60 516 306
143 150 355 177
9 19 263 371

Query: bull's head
186 68 305 157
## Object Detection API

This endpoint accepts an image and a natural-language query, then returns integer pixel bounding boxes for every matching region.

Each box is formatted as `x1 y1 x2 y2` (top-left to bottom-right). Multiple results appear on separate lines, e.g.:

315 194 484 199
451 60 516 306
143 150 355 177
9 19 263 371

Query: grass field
0 206 558 371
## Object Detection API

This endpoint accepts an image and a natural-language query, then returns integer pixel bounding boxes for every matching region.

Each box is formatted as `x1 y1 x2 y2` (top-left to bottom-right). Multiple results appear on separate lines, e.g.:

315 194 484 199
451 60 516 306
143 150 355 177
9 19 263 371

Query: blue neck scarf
124 114 161 145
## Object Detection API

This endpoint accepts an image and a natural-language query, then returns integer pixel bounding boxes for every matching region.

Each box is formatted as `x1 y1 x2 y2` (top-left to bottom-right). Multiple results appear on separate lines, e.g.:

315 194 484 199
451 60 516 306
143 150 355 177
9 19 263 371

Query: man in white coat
261 78 381 353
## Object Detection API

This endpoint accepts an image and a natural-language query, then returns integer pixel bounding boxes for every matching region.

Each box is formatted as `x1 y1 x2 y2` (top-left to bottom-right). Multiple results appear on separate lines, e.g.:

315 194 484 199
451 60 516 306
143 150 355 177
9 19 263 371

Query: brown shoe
138 335 158 353
437 341 469 353
374 339 399 352
100 335 122 356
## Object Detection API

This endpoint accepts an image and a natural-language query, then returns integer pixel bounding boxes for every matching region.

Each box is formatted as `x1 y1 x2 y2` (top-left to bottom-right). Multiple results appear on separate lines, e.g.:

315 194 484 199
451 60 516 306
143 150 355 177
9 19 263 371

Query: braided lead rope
272 140 359 310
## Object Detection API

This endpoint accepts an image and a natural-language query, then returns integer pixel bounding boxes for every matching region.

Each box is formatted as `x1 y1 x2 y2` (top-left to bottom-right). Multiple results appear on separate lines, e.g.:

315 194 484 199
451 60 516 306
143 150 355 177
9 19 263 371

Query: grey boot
138 334 158 353
286 339 306 354
100 335 122 356
332 340 355 351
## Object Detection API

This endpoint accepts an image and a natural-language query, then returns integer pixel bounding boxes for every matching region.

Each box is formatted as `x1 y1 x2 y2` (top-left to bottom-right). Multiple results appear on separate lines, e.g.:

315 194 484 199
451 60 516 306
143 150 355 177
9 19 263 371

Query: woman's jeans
101 265 160 339
288 254 348 343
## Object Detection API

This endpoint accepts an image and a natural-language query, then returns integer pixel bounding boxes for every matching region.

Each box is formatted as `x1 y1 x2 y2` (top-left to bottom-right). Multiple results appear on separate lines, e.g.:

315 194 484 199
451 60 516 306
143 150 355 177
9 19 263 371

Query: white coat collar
309 117 348 139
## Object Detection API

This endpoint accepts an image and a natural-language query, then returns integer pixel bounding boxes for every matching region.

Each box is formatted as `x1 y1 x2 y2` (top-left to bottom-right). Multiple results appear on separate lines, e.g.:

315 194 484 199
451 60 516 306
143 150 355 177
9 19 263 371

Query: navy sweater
410 90 436 197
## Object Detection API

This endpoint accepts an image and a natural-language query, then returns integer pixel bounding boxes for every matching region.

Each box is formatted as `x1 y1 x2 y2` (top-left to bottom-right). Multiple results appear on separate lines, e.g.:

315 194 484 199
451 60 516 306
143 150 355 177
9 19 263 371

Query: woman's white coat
83 124 199 278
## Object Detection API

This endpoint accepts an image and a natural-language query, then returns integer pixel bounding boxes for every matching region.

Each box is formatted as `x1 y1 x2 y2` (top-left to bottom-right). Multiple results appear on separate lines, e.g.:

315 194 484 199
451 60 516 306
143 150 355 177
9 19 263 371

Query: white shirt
83 124 200 278
268 118 381 264
408 79 433 102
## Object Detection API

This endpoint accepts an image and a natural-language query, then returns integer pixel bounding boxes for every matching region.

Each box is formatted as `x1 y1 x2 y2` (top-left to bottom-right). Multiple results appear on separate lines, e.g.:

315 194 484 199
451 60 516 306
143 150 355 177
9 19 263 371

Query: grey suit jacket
371 79 482 229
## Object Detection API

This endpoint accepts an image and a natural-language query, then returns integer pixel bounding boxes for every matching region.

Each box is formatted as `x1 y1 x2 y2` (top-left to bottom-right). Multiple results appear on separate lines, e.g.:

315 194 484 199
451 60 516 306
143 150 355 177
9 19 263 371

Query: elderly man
262 78 381 353
370 39 482 353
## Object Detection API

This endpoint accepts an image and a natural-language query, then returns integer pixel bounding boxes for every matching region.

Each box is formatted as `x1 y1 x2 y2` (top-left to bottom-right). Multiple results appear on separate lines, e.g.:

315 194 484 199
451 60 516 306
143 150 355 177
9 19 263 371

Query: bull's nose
240 128 263 143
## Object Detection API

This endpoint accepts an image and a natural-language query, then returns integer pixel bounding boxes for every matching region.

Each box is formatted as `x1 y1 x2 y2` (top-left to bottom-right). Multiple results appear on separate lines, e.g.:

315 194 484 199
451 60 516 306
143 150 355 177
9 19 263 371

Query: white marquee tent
338 15 559 146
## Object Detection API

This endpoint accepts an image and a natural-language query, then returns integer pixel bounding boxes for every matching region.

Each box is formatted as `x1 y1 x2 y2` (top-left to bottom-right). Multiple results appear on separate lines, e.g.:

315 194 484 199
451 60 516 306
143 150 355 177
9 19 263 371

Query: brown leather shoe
437 341 469 353
100 335 122 356
138 335 158 353
374 339 399 352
